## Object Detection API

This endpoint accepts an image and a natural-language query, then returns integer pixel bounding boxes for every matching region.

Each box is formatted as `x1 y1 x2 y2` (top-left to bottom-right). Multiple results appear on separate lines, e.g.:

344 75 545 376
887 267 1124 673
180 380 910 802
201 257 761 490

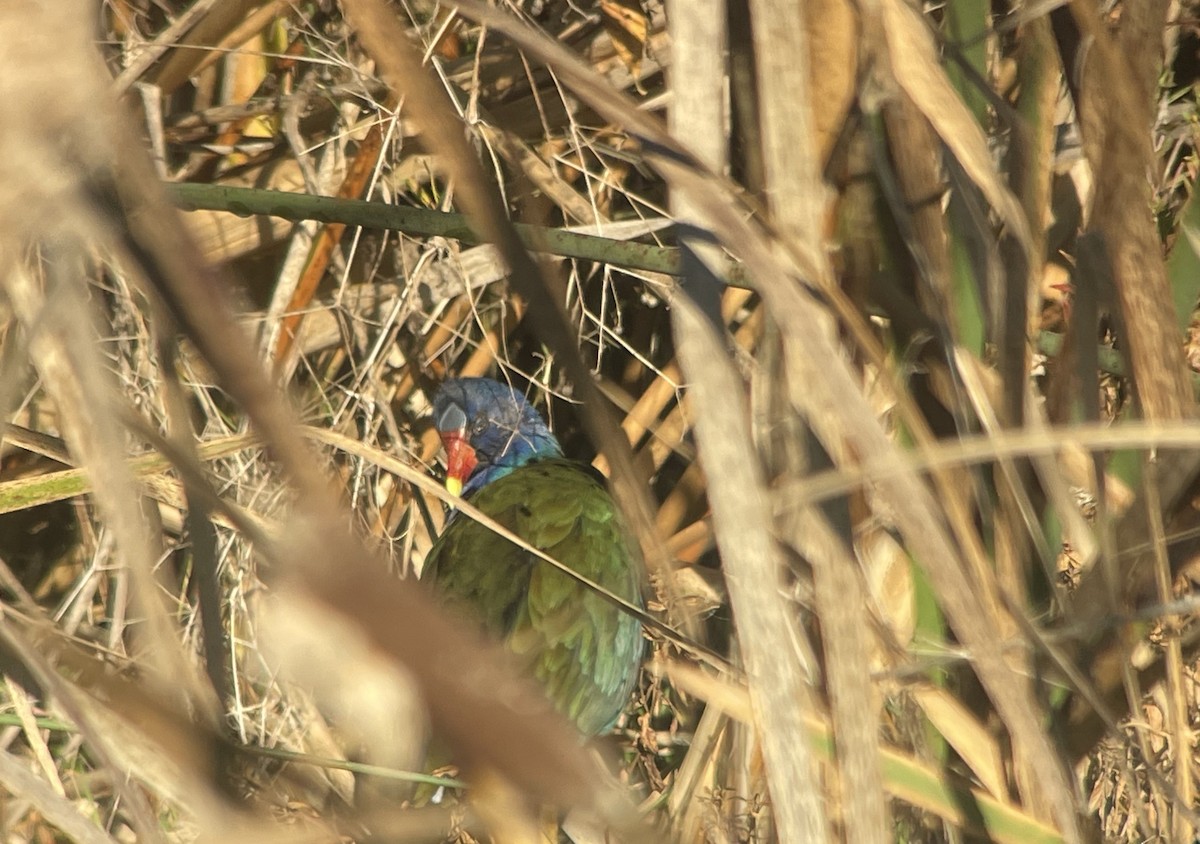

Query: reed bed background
1 0 1200 841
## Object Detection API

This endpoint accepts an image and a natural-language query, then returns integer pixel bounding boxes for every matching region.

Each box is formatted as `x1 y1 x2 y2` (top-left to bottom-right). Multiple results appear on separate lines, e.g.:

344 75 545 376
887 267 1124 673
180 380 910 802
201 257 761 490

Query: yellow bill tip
445 476 463 498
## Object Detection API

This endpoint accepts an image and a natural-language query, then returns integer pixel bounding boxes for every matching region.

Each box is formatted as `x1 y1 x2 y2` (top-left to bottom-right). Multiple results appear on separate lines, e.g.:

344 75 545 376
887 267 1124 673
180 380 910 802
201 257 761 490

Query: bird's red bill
440 431 477 496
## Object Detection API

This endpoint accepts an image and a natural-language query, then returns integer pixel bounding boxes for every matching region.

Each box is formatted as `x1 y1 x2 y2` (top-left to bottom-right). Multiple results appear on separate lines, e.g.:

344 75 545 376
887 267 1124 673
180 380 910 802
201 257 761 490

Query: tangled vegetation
3 1 1200 841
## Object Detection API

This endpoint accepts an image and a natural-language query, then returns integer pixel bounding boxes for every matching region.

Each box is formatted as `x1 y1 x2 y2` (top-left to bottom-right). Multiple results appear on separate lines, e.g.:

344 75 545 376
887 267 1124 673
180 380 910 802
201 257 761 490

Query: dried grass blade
271 115 390 368
4 677 65 798
879 0 1034 259
669 1 833 837
1 259 206 706
0 746 119 844
748 0 886 833
672 296 830 843
111 0 222 91
148 0 273 96
0 432 261 517
911 686 1006 798
1144 455 1195 838
0 617 176 841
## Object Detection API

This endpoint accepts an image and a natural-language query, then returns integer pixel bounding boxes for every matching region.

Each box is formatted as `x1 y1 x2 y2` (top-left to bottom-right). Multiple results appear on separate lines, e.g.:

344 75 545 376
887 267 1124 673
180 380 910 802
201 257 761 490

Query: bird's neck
463 432 562 497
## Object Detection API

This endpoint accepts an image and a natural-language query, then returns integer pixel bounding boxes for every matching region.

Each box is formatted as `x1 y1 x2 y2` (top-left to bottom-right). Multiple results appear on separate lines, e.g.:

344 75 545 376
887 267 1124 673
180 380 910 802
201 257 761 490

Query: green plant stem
168 182 694 282
239 744 467 790
166 183 1195 396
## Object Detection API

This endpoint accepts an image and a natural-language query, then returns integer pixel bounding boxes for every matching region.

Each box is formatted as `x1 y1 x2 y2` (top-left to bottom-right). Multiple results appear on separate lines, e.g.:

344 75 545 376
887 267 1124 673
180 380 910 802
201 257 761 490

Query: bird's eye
470 417 488 435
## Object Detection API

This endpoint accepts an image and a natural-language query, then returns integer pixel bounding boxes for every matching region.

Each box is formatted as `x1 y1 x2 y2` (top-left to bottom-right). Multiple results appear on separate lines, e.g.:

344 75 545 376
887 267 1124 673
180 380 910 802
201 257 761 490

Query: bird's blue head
432 377 563 498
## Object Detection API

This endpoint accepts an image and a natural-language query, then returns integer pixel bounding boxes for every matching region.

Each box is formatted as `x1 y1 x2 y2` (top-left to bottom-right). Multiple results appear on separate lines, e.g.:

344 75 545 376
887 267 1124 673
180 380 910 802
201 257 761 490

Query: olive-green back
423 458 644 735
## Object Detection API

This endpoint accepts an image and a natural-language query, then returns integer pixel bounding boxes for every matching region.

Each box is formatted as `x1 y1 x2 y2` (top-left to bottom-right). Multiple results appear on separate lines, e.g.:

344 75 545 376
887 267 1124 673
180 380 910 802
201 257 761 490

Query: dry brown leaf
858 527 915 651
599 0 649 77
912 686 1008 799
805 0 858 166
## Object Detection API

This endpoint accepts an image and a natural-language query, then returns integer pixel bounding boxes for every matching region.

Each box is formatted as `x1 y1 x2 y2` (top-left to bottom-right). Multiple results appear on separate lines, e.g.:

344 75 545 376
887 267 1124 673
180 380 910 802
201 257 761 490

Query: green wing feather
423 458 644 735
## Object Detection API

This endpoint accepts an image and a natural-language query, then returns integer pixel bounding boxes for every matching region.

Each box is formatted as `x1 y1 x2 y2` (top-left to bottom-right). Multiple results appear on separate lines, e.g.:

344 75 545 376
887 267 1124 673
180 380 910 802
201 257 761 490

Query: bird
422 376 645 736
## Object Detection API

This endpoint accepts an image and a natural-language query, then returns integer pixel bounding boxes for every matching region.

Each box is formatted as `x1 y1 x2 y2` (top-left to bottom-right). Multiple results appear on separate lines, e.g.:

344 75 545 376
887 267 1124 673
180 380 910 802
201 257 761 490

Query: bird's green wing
423 459 645 735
